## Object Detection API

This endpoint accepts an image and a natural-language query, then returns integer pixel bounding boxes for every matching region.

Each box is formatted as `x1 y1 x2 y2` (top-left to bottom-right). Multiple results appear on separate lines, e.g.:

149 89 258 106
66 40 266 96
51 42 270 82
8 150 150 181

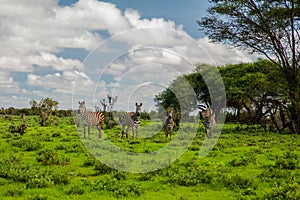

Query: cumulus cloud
0 72 25 94
0 0 257 109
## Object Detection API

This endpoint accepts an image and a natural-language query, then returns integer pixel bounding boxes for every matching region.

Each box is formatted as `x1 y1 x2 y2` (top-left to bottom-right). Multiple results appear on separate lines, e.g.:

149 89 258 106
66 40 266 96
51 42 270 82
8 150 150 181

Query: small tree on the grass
99 95 118 129
30 97 58 126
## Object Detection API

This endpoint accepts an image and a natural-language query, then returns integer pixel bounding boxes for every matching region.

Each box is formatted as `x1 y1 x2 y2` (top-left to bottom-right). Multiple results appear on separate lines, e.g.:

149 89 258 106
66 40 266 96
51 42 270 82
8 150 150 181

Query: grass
0 115 299 199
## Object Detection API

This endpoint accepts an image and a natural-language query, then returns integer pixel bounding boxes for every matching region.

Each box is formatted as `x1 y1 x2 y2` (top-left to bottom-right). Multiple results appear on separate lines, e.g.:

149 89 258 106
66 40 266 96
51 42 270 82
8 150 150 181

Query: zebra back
119 112 135 127
78 101 104 126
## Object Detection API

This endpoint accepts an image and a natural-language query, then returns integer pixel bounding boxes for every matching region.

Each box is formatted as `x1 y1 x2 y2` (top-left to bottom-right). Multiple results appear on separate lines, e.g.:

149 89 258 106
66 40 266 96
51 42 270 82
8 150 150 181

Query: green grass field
0 115 299 200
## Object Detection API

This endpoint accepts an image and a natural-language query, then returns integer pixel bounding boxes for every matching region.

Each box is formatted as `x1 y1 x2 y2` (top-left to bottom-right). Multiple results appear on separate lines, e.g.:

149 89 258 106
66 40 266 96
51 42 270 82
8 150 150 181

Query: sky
0 0 257 111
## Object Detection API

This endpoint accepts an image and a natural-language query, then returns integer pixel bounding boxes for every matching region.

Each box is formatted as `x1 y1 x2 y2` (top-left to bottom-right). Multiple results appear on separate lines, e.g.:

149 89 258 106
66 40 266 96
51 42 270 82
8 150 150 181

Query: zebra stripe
119 102 142 139
163 109 174 140
198 105 216 139
78 101 104 138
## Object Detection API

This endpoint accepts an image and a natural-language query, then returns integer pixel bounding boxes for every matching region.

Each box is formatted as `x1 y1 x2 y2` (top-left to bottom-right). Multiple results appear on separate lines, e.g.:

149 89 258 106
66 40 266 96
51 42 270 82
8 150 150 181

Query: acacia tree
198 0 300 133
30 97 58 126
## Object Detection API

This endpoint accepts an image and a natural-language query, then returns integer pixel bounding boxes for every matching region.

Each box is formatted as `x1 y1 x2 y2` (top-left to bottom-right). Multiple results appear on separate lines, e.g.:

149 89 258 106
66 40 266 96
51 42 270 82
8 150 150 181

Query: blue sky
59 0 210 38
0 0 254 110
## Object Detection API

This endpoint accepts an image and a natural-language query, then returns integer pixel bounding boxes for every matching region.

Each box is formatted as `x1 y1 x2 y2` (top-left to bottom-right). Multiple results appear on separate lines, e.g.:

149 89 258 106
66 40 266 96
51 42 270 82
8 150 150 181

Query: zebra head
197 104 212 118
135 102 142 117
78 101 86 114
167 109 173 120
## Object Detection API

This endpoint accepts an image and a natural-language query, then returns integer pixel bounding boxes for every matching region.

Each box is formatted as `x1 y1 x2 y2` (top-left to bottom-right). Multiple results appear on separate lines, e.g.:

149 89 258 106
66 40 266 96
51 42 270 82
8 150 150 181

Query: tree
220 59 289 130
198 0 300 133
30 98 58 126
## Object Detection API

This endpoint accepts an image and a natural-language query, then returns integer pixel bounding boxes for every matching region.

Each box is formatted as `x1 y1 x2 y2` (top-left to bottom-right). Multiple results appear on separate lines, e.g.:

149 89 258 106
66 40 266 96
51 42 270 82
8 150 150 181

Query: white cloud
28 52 83 71
0 72 25 94
0 0 257 109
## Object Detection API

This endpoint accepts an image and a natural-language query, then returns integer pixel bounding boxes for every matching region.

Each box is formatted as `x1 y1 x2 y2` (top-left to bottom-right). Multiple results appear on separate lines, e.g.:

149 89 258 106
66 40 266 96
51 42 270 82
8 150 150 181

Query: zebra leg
206 129 212 139
97 124 102 138
164 128 167 142
88 126 91 139
121 124 125 139
132 127 135 139
135 126 138 139
125 126 130 138
83 124 86 138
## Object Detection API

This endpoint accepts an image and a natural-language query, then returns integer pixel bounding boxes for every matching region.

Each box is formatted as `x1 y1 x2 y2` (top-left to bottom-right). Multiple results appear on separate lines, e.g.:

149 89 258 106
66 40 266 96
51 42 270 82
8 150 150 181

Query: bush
65 185 85 195
275 151 299 170
259 168 291 182
27 194 48 200
83 157 96 167
166 166 212 186
229 151 257 167
26 177 53 188
10 139 42 151
263 182 300 200
93 161 116 175
36 149 70 166
5 185 25 197
91 176 144 197
220 174 256 191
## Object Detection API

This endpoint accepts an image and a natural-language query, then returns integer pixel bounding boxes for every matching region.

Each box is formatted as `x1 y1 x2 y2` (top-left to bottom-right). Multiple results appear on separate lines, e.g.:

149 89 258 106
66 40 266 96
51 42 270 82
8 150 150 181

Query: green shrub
91 176 144 197
229 151 257 167
221 174 256 191
263 182 300 200
93 161 116 175
112 171 128 180
275 151 299 170
26 177 52 188
83 157 96 167
10 139 42 151
65 185 85 195
166 166 212 186
259 168 291 182
27 194 48 200
5 185 25 197
36 149 70 166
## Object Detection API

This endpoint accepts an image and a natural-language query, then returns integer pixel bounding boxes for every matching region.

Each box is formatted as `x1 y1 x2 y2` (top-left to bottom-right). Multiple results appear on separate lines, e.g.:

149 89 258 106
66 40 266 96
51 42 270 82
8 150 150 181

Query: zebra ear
140 103 142 106
82 101 85 104
135 102 138 106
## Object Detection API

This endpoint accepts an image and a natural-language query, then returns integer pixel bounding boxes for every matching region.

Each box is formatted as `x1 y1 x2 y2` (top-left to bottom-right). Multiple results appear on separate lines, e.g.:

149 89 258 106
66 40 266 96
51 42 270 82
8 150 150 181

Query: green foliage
5 185 25 197
91 176 144 197
93 161 117 175
10 139 42 151
259 168 291 182
65 185 85 195
275 151 299 170
36 149 70 166
0 115 300 199
229 150 257 167
263 182 300 200
165 165 212 186
27 194 48 200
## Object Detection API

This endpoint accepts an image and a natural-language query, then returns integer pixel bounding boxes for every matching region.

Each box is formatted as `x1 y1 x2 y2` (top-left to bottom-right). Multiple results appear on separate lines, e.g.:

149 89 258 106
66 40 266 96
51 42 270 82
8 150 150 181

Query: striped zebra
198 105 216 139
119 102 142 139
78 101 105 139
163 109 175 140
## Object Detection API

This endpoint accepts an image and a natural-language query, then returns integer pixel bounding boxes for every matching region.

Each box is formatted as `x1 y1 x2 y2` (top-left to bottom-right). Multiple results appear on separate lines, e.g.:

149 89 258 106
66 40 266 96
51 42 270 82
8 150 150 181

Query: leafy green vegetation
0 115 299 199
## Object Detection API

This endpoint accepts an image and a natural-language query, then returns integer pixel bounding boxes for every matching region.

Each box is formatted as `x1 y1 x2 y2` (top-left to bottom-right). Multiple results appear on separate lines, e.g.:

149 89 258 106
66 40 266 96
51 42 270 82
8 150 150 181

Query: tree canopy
155 60 292 132
197 0 300 133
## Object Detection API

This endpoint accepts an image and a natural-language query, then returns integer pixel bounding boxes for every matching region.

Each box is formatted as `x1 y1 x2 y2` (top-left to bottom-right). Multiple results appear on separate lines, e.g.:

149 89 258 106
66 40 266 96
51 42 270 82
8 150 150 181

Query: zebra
119 102 142 139
78 101 105 139
198 104 216 139
163 109 175 140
